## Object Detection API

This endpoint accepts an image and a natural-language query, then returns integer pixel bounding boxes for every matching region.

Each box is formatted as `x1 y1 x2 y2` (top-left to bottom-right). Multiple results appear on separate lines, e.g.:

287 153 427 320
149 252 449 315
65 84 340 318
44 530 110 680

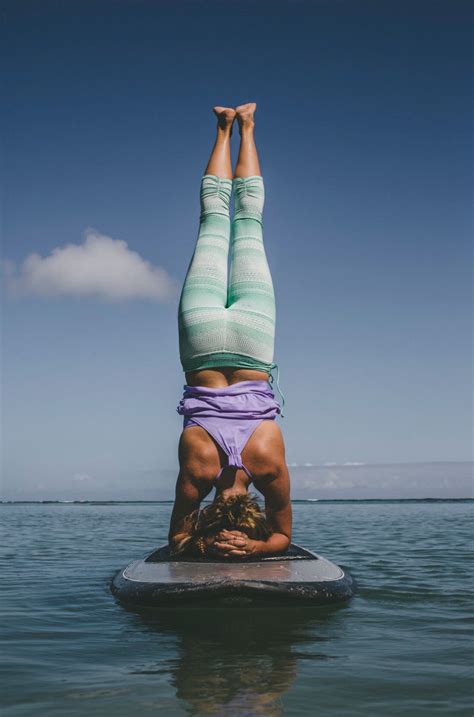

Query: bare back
186 366 270 387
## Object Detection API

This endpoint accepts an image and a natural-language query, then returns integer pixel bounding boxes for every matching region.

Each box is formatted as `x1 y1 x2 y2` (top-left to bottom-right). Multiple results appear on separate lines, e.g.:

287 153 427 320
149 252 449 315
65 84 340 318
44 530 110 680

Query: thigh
227 216 275 317
179 207 231 366
226 215 276 363
179 213 230 314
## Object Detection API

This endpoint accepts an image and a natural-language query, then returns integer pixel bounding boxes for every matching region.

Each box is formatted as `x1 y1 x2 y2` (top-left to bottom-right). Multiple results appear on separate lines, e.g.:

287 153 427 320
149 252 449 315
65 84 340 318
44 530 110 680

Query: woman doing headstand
169 103 292 559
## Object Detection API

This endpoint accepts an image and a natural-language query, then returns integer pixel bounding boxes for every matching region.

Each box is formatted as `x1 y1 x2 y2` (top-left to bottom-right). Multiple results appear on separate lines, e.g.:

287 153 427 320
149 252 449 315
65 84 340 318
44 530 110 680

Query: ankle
239 121 255 134
217 124 233 138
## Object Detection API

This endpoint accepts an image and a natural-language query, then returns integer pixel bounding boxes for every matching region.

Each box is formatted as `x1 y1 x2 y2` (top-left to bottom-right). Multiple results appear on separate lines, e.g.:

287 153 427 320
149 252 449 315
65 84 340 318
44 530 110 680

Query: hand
212 529 259 559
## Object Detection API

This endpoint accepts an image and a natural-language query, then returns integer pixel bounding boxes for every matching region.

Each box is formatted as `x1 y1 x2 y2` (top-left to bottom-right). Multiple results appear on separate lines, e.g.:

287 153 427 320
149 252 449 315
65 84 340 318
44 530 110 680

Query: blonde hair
173 493 272 557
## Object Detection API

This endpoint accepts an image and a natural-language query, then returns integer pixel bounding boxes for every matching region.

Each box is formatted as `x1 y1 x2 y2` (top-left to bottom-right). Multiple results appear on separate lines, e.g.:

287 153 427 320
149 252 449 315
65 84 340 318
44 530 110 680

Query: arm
254 467 292 555
168 428 219 551
168 470 213 551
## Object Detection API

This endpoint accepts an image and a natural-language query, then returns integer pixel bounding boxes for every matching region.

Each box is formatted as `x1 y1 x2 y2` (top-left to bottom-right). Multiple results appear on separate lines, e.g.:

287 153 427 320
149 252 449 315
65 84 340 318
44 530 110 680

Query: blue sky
2 0 472 500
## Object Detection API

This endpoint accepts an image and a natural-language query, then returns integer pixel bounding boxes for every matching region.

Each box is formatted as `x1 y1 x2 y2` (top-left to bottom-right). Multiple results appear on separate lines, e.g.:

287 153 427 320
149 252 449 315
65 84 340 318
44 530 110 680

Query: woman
168 103 292 559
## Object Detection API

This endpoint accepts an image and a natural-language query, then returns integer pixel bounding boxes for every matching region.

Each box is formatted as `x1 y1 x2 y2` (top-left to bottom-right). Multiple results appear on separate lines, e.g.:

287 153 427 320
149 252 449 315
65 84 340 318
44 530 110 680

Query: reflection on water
128 606 345 716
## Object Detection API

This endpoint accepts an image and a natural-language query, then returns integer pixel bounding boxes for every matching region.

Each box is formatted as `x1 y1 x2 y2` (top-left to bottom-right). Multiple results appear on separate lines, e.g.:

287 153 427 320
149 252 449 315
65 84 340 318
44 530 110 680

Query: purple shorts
176 380 281 479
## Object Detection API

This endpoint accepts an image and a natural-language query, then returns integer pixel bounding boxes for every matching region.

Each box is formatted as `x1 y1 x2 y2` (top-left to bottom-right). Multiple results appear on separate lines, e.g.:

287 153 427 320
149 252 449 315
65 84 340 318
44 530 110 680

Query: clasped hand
210 529 259 559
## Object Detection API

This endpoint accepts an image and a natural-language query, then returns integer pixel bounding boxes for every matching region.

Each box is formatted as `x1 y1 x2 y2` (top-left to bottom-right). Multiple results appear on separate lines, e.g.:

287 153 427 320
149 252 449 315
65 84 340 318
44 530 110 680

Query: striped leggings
178 174 276 375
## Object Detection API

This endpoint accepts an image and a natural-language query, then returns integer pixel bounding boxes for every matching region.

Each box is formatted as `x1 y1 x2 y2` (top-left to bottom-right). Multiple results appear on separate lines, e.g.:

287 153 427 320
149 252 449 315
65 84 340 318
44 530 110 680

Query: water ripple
1 502 472 716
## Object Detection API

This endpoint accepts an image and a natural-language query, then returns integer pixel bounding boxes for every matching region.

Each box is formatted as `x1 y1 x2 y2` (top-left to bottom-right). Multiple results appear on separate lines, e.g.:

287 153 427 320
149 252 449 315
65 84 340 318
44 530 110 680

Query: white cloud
4 228 178 302
72 473 94 482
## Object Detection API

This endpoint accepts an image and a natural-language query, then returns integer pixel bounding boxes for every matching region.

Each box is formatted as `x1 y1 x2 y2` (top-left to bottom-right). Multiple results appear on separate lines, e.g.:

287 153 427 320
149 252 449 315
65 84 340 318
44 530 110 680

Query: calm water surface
1 502 473 716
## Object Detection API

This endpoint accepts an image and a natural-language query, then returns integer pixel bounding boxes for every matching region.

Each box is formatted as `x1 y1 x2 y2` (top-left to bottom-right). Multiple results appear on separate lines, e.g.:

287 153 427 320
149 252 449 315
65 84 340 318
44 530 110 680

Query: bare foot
235 102 256 131
213 106 236 134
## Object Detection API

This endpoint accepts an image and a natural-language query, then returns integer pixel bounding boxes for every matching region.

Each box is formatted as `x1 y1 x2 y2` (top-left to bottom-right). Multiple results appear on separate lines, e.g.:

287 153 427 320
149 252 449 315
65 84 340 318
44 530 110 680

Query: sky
2 0 472 500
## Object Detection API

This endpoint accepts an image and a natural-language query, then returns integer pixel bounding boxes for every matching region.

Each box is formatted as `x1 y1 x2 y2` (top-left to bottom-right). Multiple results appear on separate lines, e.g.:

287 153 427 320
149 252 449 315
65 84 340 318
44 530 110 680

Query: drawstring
269 362 286 418
215 453 254 481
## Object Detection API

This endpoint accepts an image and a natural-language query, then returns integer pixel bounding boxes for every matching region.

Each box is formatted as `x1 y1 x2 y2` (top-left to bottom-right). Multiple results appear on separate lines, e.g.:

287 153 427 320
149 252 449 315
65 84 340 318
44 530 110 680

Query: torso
183 366 273 499
185 366 270 387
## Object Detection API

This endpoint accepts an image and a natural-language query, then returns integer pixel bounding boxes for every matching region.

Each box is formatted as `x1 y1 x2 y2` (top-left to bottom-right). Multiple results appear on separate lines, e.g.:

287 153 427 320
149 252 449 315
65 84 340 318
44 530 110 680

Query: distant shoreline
2 498 472 505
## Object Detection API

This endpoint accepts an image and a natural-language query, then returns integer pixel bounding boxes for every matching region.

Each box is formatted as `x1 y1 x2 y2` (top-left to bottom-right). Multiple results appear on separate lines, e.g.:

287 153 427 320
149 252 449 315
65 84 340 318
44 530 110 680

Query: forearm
168 531 190 551
168 503 197 553
168 467 210 546
252 532 290 557
168 508 191 545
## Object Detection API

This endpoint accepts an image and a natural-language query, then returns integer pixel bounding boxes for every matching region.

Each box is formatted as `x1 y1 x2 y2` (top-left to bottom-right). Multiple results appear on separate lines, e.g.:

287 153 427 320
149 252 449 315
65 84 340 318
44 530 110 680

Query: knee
179 429 221 483
200 176 232 220
233 176 265 222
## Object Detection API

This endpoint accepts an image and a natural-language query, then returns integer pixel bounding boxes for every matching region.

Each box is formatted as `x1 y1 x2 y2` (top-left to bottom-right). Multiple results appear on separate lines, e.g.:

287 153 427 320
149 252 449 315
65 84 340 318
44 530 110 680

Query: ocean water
1 501 472 716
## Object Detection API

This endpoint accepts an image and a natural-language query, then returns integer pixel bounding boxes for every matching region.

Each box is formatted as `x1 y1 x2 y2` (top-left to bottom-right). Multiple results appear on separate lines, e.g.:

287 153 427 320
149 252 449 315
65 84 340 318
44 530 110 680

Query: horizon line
2 497 473 505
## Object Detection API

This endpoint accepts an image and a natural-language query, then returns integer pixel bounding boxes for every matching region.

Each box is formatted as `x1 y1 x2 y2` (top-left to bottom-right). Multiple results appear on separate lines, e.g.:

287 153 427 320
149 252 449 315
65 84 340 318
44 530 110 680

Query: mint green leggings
178 174 276 375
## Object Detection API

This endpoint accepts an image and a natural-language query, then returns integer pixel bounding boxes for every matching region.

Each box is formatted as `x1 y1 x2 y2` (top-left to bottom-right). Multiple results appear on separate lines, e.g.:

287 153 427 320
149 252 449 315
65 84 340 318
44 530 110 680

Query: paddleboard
111 543 355 607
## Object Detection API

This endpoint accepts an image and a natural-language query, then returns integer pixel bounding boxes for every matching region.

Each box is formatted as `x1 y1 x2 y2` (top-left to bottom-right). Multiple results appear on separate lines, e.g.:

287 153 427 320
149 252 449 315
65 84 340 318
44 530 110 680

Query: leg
178 108 235 369
233 102 261 178
204 106 235 179
226 104 276 365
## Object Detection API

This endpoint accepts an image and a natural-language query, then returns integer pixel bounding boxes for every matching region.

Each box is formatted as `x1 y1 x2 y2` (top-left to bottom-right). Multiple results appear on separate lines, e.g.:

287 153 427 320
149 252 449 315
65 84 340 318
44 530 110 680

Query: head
173 493 273 557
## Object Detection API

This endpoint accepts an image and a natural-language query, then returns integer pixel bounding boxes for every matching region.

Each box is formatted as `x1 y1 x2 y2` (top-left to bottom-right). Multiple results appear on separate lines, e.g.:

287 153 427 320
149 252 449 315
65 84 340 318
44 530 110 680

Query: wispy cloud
4 228 178 302
288 461 367 468
72 473 94 482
